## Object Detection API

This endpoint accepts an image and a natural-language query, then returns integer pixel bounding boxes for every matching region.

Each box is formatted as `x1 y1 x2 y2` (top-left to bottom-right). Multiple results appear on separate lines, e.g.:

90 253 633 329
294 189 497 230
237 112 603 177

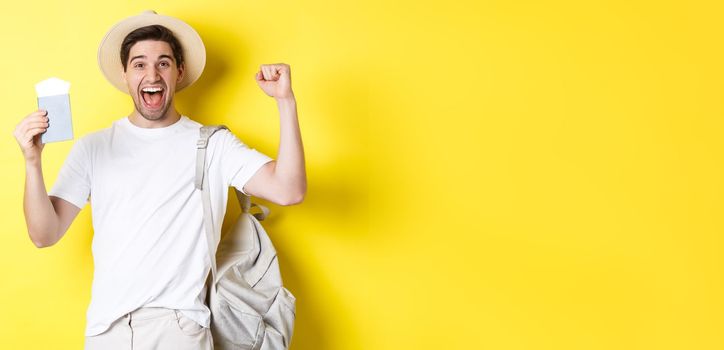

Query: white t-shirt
48 115 273 337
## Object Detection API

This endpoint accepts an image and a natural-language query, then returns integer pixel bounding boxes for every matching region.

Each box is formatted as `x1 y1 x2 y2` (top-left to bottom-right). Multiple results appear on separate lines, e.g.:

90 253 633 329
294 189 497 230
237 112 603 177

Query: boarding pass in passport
35 77 73 143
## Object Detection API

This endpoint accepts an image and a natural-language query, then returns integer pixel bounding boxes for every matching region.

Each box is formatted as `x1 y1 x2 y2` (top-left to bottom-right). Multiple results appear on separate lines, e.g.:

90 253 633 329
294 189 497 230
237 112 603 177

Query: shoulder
208 126 241 145
70 124 112 151
81 128 111 144
181 117 233 142
180 115 203 131
184 117 249 148
68 117 127 151
215 128 254 152
216 127 236 141
204 127 257 161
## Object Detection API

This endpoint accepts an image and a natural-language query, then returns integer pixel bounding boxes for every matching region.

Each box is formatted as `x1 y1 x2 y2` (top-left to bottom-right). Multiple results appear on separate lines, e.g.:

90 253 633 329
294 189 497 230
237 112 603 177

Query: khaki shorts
84 307 213 350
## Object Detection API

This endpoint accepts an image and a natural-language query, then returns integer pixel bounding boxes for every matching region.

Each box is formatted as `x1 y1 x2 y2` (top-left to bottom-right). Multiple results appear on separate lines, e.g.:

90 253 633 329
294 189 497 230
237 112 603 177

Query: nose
144 66 161 83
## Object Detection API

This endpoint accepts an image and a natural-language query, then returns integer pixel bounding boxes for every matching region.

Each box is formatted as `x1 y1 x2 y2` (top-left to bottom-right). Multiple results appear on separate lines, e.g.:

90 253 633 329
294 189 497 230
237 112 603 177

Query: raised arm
14 109 81 248
243 64 306 206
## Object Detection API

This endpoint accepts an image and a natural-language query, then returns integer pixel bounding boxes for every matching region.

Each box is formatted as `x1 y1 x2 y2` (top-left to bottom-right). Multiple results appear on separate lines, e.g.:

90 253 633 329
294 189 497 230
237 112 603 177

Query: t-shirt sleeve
48 138 91 209
219 129 274 195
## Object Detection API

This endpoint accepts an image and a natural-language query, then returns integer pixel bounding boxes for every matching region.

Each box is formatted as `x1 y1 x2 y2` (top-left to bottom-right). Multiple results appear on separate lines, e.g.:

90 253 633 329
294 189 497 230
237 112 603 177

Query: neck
128 108 181 128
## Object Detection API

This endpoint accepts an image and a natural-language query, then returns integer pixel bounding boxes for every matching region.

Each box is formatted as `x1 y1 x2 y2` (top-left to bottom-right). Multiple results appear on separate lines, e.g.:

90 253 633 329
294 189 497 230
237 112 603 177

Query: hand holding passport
35 77 73 143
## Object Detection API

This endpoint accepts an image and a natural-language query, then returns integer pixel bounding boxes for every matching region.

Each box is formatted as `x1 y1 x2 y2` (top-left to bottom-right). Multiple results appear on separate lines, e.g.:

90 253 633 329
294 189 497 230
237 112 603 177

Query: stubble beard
133 94 173 122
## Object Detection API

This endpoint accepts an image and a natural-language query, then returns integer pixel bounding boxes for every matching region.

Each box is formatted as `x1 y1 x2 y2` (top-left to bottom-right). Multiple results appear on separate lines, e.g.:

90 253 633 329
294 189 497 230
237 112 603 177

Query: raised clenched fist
255 63 294 100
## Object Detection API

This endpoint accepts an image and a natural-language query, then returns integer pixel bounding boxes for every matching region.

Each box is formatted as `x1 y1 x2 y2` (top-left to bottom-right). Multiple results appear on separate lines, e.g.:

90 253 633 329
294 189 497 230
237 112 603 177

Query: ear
121 70 131 93
177 62 185 83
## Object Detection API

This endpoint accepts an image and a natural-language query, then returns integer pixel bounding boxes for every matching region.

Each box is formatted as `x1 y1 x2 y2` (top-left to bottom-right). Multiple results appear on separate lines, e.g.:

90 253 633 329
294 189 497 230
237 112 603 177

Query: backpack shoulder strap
196 124 227 294
195 125 228 190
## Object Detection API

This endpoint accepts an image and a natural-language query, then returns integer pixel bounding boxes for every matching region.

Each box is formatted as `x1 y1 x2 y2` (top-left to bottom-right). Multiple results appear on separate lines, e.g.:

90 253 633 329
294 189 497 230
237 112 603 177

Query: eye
159 61 170 68
133 62 144 69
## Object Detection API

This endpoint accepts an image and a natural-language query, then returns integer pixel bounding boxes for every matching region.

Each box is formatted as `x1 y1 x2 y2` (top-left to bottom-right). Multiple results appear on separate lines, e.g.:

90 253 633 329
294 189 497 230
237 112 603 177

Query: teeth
142 87 163 93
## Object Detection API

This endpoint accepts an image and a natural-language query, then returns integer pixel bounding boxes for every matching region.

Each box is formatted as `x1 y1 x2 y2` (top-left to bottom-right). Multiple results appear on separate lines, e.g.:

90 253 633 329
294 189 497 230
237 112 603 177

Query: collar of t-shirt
119 115 191 139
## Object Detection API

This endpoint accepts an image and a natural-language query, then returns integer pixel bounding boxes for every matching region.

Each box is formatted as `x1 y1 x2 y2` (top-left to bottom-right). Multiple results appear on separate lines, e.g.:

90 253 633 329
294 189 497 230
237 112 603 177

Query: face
122 40 184 122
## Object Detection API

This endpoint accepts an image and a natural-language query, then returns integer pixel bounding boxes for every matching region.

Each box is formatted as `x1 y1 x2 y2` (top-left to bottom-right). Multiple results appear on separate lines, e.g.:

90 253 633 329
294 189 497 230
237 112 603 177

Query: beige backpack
196 125 296 349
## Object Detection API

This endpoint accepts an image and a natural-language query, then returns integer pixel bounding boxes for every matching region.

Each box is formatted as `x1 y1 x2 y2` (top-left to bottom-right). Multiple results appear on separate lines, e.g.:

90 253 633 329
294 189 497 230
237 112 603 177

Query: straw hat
97 10 206 93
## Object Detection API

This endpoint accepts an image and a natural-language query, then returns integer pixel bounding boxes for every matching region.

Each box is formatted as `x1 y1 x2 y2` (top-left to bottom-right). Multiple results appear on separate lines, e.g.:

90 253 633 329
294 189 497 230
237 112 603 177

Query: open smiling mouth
140 86 165 110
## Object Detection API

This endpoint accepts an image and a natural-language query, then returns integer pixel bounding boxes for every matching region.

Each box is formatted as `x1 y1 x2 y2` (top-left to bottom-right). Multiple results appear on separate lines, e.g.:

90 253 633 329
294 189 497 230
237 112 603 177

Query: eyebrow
130 54 175 63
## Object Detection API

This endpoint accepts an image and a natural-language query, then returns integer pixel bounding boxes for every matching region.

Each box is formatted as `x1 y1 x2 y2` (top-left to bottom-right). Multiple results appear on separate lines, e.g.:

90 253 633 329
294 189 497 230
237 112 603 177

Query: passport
35 77 73 143
37 94 73 143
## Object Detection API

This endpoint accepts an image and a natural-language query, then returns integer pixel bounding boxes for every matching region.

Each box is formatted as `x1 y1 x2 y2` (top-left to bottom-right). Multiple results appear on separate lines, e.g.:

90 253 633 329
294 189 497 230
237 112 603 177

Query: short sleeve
218 130 274 195
48 138 91 209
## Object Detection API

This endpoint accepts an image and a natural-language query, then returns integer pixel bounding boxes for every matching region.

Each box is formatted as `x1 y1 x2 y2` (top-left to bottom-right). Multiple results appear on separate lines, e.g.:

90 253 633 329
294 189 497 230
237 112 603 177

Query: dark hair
120 25 184 71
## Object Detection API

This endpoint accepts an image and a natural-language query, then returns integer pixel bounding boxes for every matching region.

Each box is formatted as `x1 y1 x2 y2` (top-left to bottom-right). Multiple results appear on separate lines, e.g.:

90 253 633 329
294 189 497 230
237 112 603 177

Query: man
13 11 306 349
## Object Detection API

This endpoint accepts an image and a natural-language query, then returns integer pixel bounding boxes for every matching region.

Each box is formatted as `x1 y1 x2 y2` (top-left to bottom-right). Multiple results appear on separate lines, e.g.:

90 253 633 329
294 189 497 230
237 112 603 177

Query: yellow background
1 0 723 349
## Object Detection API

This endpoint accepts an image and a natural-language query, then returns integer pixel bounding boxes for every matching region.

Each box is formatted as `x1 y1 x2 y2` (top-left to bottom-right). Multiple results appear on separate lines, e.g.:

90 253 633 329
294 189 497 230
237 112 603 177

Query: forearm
24 159 59 247
273 97 306 202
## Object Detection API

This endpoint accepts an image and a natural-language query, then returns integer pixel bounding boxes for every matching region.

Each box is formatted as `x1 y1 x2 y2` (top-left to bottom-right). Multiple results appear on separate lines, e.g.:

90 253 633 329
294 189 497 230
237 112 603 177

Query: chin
140 110 166 121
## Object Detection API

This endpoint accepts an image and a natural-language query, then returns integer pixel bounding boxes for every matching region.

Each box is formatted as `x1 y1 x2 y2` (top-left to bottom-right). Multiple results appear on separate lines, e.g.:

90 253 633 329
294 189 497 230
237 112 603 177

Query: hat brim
98 11 206 94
